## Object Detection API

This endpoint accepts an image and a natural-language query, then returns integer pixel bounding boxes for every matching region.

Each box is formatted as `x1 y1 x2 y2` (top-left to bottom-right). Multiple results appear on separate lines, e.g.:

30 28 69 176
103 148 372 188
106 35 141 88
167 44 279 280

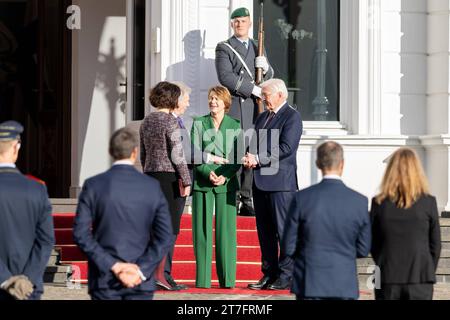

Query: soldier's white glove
252 86 262 99
255 56 270 74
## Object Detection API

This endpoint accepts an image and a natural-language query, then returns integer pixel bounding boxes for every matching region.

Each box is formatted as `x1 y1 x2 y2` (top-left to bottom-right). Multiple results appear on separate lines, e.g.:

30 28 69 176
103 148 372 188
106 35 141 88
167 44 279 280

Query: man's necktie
177 117 186 129
263 112 275 129
243 41 248 51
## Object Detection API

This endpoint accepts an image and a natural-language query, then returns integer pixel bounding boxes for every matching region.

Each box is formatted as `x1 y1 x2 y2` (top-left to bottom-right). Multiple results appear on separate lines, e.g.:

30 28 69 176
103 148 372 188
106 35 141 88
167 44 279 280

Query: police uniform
215 7 274 213
0 121 55 300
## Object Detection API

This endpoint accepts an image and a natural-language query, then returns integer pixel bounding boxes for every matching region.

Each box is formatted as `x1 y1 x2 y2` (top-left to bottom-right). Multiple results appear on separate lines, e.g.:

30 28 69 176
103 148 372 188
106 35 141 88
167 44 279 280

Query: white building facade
70 0 450 215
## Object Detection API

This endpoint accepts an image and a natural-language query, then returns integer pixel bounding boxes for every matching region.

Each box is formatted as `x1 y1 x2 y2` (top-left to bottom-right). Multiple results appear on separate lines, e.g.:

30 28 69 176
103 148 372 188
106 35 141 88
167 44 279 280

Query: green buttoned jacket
191 114 242 194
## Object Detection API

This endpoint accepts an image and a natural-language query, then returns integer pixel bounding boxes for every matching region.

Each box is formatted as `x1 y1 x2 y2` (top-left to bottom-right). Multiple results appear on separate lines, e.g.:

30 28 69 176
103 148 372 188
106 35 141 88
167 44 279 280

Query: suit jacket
0 167 55 294
283 179 371 299
251 103 303 192
73 165 173 293
191 114 242 194
370 195 441 284
215 36 274 129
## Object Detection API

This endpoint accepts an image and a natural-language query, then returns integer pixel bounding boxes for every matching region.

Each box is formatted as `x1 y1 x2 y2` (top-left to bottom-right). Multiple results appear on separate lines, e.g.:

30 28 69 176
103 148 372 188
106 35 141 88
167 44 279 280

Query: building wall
71 0 127 196
146 0 438 209
69 0 450 214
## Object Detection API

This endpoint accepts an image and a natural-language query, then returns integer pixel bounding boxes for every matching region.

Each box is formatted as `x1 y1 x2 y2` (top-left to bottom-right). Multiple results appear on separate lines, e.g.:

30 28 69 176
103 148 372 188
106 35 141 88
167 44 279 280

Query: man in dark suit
215 7 274 216
243 79 302 290
73 128 173 300
0 121 55 301
283 141 371 300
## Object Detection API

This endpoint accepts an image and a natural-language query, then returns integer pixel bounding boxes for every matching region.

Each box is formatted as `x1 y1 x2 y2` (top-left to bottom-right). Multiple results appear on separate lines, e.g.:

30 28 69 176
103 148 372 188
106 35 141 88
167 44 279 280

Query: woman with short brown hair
140 81 191 291
371 147 441 300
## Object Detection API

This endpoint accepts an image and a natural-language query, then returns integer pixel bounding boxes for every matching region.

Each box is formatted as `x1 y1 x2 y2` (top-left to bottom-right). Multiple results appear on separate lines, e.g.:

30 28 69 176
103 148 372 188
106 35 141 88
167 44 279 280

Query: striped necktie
263 112 275 128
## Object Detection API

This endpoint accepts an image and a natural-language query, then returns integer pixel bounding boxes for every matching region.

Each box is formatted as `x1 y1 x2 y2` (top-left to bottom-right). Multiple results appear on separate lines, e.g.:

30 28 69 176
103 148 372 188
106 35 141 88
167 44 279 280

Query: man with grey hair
243 78 303 290
282 141 371 300
74 127 173 300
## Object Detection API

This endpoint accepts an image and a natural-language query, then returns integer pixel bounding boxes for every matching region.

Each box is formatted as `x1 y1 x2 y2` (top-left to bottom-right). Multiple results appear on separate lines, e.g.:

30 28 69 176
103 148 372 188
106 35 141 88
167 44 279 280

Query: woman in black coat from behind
371 147 441 300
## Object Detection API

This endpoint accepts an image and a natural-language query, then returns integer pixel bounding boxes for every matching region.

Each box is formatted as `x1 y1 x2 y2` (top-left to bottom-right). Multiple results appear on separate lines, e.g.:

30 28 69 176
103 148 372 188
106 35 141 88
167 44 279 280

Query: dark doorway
0 0 72 198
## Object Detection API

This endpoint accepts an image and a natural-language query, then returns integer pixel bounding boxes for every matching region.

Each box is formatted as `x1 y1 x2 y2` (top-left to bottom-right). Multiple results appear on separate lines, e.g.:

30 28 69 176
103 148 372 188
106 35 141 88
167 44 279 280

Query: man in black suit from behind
0 121 55 301
73 128 173 300
283 141 371 300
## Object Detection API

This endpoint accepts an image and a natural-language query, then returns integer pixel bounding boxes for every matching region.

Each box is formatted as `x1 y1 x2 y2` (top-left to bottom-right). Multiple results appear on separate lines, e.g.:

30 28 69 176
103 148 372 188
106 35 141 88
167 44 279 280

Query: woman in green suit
191 86 242 288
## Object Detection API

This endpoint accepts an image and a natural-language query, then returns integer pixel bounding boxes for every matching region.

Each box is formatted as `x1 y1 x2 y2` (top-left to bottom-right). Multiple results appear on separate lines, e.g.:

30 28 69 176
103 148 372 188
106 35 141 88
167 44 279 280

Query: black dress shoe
247 276 274 290
238 204 255 216
267 278 291 290
155 280 176 291
166 275 188 290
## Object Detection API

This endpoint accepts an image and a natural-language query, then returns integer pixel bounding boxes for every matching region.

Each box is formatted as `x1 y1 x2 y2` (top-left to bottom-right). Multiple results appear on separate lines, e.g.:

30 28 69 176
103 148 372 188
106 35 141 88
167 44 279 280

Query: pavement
41 283 450 300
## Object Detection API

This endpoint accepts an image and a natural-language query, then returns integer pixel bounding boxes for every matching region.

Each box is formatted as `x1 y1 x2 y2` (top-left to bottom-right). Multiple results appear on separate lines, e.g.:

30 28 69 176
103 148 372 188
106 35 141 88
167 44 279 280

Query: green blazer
191 114 242 194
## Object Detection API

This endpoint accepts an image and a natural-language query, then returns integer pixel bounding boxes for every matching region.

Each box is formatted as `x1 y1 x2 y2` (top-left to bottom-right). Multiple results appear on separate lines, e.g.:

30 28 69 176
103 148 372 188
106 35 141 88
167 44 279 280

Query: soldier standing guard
0 121 55 300
215 7 274 216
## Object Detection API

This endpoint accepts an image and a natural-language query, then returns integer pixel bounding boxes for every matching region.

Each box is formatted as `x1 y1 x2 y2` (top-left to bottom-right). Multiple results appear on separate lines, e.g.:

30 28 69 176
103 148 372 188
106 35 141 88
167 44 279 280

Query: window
254 0 340 121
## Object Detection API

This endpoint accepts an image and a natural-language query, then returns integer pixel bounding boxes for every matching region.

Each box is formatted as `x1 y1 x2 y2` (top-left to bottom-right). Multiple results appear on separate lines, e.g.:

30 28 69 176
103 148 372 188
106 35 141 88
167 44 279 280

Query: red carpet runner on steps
52 213 291 295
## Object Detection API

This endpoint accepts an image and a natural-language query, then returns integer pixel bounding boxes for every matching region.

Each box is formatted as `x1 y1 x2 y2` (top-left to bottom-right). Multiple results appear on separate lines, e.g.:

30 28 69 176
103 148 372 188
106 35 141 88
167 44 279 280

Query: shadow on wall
399 0 426 135
74 0 126 182
95 37 126 166
165 29 219 131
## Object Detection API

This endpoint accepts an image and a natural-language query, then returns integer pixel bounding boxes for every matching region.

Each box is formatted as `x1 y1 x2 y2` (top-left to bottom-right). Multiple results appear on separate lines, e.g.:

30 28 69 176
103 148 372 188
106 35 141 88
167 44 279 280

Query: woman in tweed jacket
139 81 191 291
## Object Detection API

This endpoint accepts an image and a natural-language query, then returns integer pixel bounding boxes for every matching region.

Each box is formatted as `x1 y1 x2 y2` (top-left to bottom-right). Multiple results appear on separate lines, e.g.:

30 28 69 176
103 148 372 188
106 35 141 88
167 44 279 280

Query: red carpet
52 213 291 295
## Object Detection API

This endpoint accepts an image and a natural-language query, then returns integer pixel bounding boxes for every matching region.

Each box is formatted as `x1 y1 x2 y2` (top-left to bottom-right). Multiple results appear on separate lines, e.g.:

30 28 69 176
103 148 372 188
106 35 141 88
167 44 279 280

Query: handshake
242 153 258 169
111 262 145 289
1 275 34 300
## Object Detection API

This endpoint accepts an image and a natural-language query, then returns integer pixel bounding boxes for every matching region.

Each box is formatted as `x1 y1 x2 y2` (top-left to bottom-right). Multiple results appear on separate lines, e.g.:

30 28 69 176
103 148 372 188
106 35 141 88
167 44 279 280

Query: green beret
231 7 250 19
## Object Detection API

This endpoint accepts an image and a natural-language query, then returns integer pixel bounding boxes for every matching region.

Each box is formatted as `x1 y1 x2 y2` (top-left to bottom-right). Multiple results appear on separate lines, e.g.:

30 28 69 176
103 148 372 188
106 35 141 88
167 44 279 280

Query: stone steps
44 250 71 285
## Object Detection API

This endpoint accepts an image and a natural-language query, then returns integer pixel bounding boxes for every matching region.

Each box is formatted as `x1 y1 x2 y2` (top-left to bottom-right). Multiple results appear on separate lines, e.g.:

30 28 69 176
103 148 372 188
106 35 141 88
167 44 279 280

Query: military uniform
0 121 55 300
215 7 274 213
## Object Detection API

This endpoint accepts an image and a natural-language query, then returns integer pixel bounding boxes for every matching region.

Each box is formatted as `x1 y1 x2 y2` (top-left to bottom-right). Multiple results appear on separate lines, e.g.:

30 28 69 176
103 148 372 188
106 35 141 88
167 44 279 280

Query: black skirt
146 172 186 235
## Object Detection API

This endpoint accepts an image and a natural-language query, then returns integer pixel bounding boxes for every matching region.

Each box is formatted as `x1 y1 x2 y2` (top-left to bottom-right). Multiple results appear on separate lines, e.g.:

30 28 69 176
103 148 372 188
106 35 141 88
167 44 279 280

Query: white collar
323 174 342 180
171 112 180 118
113 160 134 166
0 163 16 168
235 36 249 45
271 101 287 114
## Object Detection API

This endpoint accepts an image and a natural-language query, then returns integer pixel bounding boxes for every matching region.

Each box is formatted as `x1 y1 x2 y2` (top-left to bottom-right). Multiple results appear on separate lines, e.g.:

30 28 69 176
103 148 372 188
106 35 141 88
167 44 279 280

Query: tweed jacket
140 112 191 186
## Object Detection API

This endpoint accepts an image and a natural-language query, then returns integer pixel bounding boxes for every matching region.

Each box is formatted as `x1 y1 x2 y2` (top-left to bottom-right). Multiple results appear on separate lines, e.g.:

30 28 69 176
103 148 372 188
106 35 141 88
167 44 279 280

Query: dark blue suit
73 165 173 300
0 167 55 300
250 103 302 282
283 179 371 299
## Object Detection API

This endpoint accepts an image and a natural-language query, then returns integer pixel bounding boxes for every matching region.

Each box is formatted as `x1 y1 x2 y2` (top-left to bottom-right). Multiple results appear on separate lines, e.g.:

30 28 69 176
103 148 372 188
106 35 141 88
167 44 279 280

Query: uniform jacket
215 36 274 129
0 167 55 294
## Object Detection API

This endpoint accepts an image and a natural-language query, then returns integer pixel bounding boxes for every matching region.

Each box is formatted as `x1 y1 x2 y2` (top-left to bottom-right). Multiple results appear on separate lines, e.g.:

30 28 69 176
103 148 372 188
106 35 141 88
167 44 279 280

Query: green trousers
192 190 237 288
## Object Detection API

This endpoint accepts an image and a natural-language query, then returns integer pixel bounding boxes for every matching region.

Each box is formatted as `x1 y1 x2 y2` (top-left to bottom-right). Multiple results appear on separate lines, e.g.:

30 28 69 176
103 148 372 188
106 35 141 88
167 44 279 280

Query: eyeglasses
261 92 274 100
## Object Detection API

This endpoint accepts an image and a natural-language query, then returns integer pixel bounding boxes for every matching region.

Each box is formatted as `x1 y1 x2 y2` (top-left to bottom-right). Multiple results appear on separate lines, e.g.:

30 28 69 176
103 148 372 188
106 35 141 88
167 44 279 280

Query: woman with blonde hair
191 86 242 288
370 147 441 300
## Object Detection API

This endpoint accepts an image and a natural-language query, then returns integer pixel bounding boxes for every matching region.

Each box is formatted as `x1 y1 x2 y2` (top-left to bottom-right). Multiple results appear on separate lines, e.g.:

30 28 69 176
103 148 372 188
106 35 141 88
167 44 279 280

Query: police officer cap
231 7 250 19
0 121 24 141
